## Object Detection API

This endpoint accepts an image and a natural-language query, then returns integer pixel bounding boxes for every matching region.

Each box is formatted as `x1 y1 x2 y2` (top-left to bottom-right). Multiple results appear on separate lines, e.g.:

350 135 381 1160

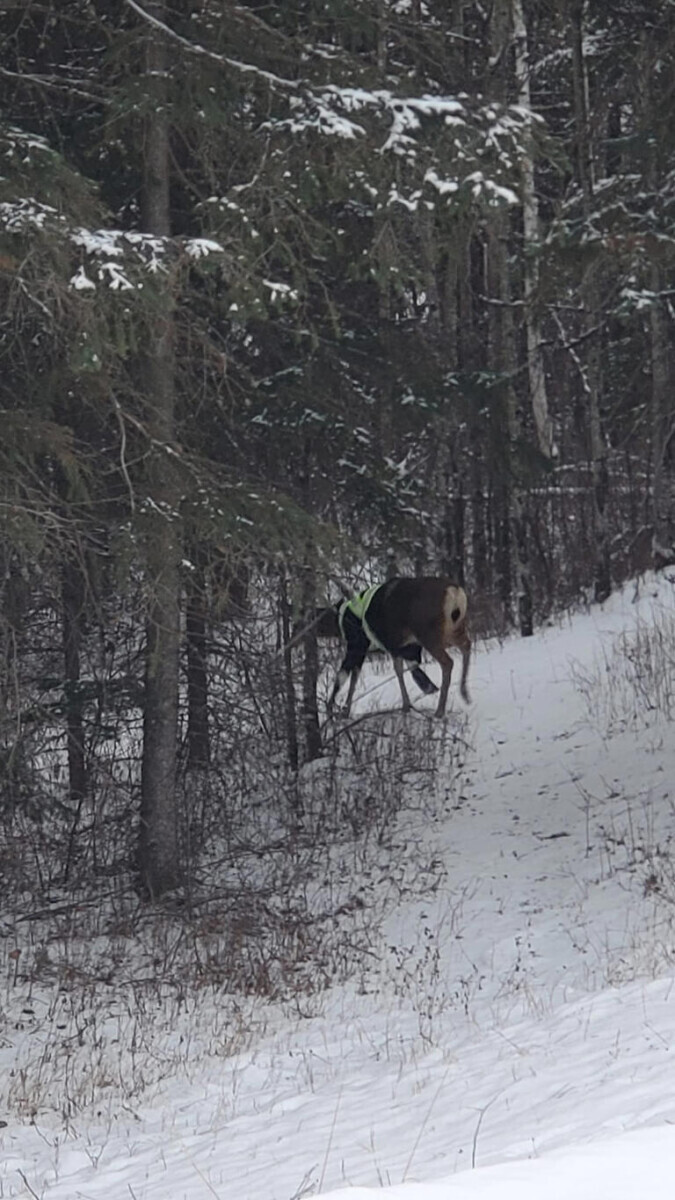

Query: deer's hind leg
392 656 413 712
421 635 454 717
449 621 471 704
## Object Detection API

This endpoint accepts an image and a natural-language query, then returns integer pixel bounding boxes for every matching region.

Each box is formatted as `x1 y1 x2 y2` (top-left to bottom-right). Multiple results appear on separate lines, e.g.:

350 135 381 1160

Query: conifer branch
123 0 299 90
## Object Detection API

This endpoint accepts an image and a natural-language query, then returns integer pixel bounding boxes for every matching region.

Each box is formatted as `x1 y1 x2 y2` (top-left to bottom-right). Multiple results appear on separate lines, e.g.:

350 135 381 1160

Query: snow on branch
184 238 224 259
262 279 299 303
0 65 102 103
0 197 224 291
272 85 533 214
465 173 520 206
67 230 225 289
275 88 469 150
0 199 57 232
2 125 55 158
123 0 299 91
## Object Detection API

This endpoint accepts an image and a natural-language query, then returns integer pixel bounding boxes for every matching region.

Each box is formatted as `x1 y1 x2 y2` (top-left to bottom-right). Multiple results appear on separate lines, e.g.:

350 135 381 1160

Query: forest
1 0 674 915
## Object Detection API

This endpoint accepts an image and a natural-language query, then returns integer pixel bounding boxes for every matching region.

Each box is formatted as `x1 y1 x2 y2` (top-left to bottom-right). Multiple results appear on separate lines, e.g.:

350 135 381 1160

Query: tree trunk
138 2 182 898
376 0 388 76
298 439 322 764
649 272 674 563
186 553 209 770
489 0 533 634
512 0 555 462
457 232 489 593
62 555 86 812
61 552 89 885
637 32 675 565
278 572 299 772
300 566 322 764
471 449 489 593
569 0 611 603
443 466 466 586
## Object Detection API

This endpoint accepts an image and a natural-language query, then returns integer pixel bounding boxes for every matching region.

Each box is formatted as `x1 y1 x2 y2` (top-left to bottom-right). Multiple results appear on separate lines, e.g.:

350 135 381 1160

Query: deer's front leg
327 646 366 716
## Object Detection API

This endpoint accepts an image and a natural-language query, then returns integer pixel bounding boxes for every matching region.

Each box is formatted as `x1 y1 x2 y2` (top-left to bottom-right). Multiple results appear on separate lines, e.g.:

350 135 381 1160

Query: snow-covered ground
3 574 675 1199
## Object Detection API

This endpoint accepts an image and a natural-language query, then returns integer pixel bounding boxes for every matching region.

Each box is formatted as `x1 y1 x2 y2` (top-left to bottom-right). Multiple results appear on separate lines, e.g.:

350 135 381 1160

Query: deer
313 577 471 719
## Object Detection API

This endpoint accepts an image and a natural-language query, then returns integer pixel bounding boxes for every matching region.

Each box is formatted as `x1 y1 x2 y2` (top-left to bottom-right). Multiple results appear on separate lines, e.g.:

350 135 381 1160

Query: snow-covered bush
571 608 675 734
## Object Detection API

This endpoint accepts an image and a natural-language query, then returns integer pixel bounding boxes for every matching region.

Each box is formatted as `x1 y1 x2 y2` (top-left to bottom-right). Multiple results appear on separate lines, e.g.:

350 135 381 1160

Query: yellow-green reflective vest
338 584 385 650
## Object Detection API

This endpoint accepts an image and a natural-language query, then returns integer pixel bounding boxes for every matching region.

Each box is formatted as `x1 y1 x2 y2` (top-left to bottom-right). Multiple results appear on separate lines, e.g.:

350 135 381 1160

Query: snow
619 286 657 312
321 1126 675 1200
69 265 96 291
96 261 134 291
2 573 675 1199
280 89 468 153
262 278 299 301
184 237 224 259
71 229 125 258
0 199 58 231
424 169 459 196
465 173 519 205
388 186 423 211
2 127 52 157
283 95 366 139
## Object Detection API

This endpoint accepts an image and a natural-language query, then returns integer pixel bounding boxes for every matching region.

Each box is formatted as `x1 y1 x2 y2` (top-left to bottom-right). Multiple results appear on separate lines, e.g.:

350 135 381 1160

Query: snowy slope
2 574 675 1199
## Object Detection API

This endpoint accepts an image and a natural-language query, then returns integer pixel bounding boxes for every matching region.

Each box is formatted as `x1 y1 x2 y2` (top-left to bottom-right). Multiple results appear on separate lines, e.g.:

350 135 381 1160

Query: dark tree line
1 1 674 898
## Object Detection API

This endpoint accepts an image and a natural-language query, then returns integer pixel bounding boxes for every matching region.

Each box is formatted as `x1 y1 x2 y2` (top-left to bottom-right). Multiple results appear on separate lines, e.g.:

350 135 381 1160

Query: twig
15 886 137 923
471 1090 505 1169
17 1172 40 1200
403 1068 450 1181
318 1087 341 1193
113 396 135 513
289 1168 318 1200
321 706 412 746
123 0 298 90
271 609 327 660
321 674 471 746
187 1159 222 1199
0 66 102 102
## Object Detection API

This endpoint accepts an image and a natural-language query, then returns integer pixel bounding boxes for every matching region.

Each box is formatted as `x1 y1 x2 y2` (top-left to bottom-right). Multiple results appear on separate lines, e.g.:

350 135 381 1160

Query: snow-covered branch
123 0 299 91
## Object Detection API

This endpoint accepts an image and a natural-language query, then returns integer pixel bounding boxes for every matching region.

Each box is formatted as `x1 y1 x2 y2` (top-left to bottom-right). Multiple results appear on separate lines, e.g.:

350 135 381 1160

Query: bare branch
0 65 102 102
123 0 299 90
113 396 136 515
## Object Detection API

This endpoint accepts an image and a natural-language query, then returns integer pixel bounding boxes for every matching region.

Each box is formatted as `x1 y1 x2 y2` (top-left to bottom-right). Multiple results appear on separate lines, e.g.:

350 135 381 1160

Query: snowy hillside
3 573 675 1199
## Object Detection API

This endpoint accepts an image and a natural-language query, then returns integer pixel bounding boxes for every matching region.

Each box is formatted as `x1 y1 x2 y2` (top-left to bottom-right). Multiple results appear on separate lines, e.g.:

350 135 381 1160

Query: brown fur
319 577 471 718
383 580 470 717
